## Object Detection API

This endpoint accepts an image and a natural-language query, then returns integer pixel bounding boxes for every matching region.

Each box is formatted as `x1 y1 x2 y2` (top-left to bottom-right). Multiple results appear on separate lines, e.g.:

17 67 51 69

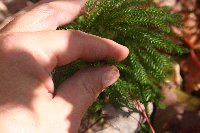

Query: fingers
14 30 129 73
1 0 86 33
53 66 119 127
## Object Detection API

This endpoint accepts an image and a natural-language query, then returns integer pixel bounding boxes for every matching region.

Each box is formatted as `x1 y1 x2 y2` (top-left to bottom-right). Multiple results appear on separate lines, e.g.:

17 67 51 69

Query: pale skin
0 0 129 133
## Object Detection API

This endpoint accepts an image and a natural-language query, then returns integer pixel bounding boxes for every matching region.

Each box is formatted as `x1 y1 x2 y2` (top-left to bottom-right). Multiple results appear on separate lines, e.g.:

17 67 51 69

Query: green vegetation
54 0 188 113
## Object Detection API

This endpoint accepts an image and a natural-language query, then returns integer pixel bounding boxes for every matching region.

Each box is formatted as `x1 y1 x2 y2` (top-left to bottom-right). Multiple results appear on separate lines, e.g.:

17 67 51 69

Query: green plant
54 0 188 113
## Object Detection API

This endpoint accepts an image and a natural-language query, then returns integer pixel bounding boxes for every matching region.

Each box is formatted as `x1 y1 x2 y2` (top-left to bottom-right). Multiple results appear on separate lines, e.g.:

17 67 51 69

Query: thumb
53 65 119 118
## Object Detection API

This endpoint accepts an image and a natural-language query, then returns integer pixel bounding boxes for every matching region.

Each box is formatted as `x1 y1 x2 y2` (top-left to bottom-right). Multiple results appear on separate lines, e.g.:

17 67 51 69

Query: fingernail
102 66 119 88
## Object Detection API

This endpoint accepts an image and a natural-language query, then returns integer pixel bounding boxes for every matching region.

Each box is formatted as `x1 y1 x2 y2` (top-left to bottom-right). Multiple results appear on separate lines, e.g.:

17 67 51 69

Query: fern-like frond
56 0 188 112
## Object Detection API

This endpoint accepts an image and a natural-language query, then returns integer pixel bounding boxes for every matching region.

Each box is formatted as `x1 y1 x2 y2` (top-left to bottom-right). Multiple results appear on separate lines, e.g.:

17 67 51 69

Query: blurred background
0 0 199 132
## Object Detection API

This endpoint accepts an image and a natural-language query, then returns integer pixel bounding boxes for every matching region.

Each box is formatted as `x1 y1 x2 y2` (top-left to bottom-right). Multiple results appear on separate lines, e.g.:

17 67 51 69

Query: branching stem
130 94 155 133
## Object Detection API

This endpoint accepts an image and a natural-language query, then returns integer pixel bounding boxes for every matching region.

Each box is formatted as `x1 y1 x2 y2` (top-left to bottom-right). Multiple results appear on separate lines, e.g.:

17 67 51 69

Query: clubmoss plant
54 0 188 113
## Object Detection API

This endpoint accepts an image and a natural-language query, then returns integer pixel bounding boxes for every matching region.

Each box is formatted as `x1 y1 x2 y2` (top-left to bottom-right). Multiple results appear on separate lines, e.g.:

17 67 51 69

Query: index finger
11 30 129 73
1 0 86 33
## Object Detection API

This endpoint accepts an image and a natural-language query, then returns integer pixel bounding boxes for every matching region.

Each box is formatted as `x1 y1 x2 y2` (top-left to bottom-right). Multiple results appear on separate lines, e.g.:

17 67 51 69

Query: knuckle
37 3 59 18
12 3 59 26
0 33 21 50
0 33 24 59
77 69 102 101
42 4 56 13
67 30 88 49
82 81 97 101
68 30 87 39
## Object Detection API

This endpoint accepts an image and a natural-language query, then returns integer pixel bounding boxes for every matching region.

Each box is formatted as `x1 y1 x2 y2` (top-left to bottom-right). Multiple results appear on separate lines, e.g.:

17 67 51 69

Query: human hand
0 0 129 133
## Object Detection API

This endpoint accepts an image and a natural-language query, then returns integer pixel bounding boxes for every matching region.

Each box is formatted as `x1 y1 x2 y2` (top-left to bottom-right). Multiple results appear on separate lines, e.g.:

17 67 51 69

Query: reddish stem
130 94 155 133
190 50 200 68
83 117 102 133
184 39 200 68
184 39 193 49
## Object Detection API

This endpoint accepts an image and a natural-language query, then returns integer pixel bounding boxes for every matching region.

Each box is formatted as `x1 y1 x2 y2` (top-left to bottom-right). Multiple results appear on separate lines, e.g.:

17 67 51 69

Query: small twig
130 94 155 133
184 38 193 49
193 44 200 50
83 117 103 133
190 50 200 68
184 39 200 68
